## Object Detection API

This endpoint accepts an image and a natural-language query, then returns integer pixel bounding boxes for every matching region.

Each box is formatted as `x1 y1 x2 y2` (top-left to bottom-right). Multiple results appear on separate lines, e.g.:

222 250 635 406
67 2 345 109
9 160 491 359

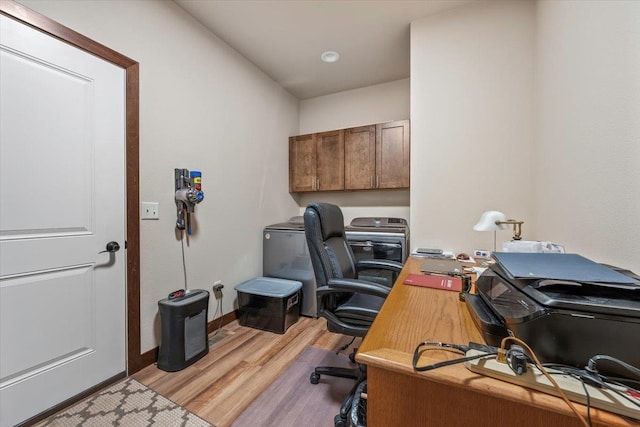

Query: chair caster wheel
334 414 347 427
310 372 320 384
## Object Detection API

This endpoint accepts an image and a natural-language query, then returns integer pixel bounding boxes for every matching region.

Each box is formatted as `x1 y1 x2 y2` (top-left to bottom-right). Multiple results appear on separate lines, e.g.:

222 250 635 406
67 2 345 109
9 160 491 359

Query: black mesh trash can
157 289 209 372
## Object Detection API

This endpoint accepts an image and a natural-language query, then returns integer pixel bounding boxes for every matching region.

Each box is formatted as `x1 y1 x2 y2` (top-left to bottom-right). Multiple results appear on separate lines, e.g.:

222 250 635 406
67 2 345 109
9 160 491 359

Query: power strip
464 350 640 421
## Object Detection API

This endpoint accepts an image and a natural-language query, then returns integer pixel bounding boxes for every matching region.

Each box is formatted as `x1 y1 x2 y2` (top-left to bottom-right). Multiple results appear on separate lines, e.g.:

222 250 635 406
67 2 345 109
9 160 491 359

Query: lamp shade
473 211 508 231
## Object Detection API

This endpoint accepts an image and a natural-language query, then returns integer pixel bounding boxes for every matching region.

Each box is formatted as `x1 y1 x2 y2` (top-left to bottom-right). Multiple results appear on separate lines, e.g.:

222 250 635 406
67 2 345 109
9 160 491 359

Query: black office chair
303 202 403 427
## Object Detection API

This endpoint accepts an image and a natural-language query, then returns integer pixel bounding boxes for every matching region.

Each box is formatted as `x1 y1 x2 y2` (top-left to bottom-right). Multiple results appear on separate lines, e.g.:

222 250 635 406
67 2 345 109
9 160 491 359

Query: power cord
586 355 640 381
210 284 224 337
179 228 226 339
337 336 356 355
501 339 640 425
412 341 498 372
413 336 640 426
505 344 528 375
546 360 640 410
498 336 591 427
180 230 188 289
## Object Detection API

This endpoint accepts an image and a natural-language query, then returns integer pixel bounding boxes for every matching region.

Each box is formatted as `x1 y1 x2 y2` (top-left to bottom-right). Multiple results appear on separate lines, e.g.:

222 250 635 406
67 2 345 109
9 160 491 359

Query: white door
0 14 126 426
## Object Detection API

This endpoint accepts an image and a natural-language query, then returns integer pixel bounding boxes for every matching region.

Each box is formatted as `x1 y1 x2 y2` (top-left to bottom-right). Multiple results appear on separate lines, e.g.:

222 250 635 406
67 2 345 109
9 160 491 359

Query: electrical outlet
213 280 223 300
141 202 159 220
473 249 491 259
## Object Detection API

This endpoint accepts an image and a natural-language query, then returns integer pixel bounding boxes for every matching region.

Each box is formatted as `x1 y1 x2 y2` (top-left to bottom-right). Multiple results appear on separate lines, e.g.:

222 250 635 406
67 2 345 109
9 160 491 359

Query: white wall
297 79 411 224
19 0 300 352
299 78 410 134
410 1 535 254
535 0 640 272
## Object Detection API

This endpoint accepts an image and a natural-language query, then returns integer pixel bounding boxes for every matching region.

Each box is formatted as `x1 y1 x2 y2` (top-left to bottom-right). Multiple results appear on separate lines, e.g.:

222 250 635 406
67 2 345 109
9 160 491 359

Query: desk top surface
356 256 636 426
358 256 482 355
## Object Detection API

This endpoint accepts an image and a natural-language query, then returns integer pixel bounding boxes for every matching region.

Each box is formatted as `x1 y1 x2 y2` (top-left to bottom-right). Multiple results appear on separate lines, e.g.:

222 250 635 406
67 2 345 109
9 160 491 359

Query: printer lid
486 263 640 319
492 252 639 286
525 278 640 318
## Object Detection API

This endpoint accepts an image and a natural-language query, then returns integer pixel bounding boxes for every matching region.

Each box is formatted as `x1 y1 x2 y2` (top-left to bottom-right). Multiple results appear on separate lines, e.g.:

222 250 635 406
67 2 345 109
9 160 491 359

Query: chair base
310 366 359 384
310 365 366 427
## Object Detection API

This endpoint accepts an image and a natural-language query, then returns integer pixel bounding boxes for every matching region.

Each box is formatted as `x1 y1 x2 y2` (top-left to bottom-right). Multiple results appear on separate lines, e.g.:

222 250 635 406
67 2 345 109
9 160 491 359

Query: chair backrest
303 202 357 288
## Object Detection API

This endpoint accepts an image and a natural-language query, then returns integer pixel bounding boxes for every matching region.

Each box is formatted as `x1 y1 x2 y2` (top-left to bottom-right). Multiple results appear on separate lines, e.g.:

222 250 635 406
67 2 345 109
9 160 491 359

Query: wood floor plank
132 317 354 427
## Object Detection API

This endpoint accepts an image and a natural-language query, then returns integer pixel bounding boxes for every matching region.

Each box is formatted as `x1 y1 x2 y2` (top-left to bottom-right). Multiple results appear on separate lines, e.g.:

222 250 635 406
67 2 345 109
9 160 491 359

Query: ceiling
173 0 474 100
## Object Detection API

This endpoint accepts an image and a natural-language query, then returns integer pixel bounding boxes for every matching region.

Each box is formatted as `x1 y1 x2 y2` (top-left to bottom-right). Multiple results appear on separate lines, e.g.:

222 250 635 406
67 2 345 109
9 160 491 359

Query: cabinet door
345 125 376 190
289 134 316 192
316 130 344 191
376 120 410 189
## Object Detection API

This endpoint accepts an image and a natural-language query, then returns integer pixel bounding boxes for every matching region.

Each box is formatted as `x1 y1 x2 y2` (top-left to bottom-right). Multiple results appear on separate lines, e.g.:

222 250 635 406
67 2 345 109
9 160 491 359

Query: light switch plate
141 202 159 220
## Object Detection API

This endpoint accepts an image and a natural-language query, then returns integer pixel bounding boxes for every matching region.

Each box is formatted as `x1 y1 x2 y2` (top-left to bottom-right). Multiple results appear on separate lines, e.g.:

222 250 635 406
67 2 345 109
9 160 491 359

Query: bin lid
235 277 302 297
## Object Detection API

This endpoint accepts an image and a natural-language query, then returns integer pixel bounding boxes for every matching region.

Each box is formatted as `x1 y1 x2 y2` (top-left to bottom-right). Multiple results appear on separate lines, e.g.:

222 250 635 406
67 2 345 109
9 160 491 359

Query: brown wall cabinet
344 120 410 190
289 130 344 192
375 120 410 189
344 125 376 190
290 120 409 193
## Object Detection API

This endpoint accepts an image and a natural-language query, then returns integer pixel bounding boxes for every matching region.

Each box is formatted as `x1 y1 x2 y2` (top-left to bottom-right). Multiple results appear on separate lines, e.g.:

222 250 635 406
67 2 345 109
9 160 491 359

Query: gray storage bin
235 277 302 334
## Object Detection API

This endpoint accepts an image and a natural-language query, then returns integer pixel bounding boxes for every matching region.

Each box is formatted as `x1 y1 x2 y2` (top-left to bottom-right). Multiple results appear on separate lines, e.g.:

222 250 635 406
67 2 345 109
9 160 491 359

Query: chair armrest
318 278 391 299
356 259 403 273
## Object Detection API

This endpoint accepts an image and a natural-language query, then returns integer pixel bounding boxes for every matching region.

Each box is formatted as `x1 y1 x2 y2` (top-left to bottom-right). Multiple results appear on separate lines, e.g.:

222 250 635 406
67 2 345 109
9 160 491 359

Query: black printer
466 252 640 374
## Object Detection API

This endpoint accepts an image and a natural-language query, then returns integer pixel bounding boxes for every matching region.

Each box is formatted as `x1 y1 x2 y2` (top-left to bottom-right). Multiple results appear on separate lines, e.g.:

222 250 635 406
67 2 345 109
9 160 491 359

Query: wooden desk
356 257 636 427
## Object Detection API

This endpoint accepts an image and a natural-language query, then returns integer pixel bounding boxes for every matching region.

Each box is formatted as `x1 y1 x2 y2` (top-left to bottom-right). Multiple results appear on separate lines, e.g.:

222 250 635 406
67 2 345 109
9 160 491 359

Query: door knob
99 241 120 254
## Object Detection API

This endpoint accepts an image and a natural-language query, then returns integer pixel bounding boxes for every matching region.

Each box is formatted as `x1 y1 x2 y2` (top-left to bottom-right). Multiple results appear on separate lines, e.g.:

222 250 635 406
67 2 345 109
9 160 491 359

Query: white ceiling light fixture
320 50 340 63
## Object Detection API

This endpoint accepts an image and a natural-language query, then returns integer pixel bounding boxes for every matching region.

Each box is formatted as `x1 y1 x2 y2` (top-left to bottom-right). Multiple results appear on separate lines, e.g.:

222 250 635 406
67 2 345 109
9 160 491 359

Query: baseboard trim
137 309 239 371
208 309 239 334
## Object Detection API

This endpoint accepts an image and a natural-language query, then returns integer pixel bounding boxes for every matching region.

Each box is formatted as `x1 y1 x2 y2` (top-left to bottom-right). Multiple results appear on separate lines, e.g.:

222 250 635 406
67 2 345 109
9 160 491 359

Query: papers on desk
420 258 464 275
410 250 455 259
464 266 487 276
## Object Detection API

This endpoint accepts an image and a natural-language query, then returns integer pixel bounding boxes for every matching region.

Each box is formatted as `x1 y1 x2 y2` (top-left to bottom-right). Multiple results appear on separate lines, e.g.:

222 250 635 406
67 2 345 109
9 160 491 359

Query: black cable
211 296 224 337
337 336 357 355
586 355 640 379
597 380 640 409
578 375 594 427
547 369 594 427
412 341 498 372
604 376 640 387
506 345 529 375
414 352 497 372
544 362 640 413
216 298 224 330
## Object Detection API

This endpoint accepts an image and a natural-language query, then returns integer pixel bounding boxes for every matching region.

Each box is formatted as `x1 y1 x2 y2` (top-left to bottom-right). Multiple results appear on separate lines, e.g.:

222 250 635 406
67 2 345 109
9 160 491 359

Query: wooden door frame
0 0 145 374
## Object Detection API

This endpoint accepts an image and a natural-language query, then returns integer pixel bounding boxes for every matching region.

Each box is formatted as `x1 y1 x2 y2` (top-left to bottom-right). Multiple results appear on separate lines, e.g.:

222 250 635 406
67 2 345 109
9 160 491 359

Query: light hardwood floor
133 317 359 427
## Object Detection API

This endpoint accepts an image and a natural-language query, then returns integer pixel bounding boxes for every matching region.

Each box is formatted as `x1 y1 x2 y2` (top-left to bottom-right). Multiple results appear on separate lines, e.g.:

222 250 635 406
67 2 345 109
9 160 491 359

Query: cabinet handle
311 178 315 191
317 179 320 190
376 175 380 188
370 176 373 189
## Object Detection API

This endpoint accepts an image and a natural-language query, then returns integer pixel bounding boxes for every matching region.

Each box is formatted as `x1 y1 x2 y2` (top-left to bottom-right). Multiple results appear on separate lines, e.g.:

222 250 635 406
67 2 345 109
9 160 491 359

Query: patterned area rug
35 377 213 427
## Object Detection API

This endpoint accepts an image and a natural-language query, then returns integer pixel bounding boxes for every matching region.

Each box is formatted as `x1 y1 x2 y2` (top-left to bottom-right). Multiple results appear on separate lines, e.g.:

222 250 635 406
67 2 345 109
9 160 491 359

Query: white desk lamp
473 210 524 251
